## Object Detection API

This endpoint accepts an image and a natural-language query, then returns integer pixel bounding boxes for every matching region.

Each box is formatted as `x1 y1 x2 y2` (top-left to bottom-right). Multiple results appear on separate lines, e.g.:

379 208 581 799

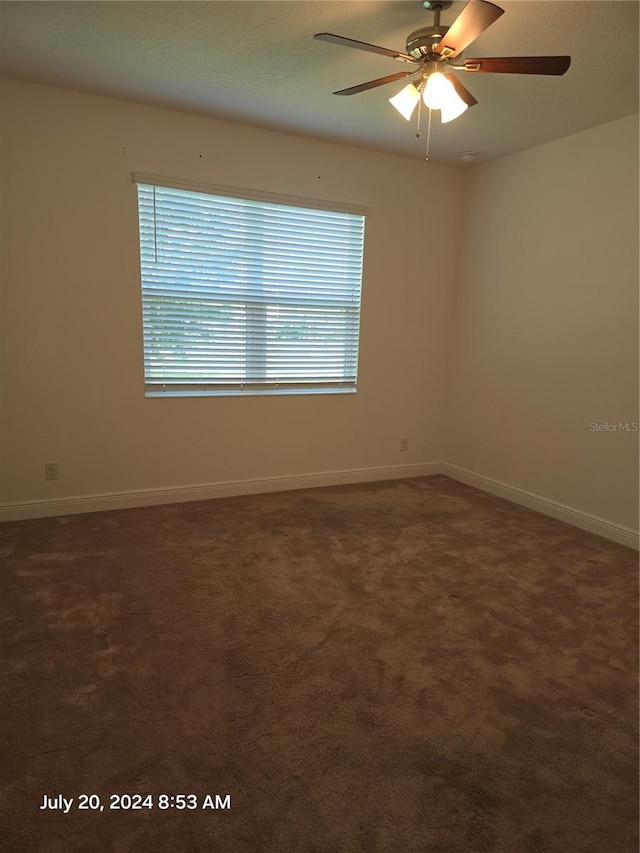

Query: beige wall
2 79 637 533
446 115 639 530
0 79 463 503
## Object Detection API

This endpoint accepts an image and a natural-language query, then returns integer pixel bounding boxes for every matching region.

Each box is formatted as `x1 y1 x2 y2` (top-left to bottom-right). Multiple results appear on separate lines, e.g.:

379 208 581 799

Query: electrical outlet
44 462 60 481
400 437 409 452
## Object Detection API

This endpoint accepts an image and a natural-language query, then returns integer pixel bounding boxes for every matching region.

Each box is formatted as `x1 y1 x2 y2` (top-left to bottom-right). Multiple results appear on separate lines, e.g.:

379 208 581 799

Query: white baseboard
0 462 441 522
3 462 637 551
440 462 639 550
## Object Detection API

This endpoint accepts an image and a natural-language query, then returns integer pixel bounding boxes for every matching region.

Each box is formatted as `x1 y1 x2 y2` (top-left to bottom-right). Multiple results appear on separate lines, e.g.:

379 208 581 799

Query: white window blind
134 176 366 396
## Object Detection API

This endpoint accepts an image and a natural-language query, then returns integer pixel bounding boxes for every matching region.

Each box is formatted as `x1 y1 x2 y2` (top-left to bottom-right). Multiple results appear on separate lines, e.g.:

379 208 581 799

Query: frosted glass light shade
423 72 469 123
441 96 468 123
422 72 451 109
389 83 421 121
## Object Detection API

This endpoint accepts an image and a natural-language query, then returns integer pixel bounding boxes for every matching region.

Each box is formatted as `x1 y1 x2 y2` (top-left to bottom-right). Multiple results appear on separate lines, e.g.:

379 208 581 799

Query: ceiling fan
314 0 571 128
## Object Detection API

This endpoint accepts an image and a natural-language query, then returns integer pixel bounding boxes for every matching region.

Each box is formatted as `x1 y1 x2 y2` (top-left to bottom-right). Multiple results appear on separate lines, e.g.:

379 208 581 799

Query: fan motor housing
406 26 448 59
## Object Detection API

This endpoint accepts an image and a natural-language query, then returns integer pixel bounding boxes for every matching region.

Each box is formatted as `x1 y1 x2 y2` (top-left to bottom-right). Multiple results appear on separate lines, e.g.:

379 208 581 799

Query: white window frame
133 173 367 398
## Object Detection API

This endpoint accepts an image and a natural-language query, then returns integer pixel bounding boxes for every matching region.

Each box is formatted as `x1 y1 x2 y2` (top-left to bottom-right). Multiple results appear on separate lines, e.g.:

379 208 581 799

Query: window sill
144 387 358 399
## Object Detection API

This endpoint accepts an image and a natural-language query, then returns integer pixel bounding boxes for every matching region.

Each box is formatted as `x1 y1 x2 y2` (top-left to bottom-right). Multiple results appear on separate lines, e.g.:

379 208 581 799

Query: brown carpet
1 475 638 853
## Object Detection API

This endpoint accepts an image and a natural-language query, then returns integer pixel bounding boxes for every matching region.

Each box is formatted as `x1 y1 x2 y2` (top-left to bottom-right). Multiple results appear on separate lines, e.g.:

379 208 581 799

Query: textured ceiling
0 1 638 167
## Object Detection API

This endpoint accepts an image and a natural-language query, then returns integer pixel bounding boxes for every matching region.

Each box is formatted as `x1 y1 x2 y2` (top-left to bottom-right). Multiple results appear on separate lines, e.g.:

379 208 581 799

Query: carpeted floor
1 475 638 853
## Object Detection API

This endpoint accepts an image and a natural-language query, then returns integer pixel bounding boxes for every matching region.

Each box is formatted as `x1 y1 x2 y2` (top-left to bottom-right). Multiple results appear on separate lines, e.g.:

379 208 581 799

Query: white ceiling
0 1 638 167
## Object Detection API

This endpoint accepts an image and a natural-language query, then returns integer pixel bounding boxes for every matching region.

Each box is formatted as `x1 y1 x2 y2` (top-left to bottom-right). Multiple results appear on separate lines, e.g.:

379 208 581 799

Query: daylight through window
134 175 366 396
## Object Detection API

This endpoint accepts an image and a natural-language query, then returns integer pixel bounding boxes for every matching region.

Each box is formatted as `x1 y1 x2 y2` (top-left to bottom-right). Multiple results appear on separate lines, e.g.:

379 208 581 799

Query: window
134 174 366 397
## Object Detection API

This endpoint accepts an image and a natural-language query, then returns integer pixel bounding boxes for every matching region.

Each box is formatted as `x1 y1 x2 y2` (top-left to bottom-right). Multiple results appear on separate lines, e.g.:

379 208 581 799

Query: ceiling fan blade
463 56 571 75
333 71 415 96
436 0 504 58
314 33 416 64
448 75 478 107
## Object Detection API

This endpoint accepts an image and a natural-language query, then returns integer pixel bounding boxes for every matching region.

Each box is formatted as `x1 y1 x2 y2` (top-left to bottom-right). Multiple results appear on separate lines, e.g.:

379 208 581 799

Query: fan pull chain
415 96 422 139
425 108 433 162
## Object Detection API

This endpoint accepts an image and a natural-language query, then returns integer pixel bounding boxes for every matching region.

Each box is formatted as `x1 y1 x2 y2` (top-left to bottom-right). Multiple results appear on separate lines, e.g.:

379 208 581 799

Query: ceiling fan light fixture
389 82 421 121
422 71 451 109
316 2 571 143
422 71 469 122
440 93 468 123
